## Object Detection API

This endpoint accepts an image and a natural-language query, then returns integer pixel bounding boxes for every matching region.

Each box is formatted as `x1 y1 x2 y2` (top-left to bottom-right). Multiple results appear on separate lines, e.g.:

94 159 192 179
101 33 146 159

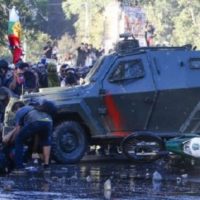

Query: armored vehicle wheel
52 121 88 164
122 133 165 163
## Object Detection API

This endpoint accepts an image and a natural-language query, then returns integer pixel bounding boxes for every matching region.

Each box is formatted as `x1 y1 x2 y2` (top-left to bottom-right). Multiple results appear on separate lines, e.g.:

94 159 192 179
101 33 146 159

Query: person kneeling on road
2 100 54 169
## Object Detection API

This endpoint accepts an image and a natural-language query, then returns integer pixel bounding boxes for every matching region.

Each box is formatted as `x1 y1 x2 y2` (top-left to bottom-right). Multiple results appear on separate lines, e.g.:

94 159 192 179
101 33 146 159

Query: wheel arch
54 112 92 142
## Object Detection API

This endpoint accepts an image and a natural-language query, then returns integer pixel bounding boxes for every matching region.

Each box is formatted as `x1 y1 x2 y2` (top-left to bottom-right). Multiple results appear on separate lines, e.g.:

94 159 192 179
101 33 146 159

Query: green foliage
0 45 12 61
1 0 200 61
0 0 49 62
62 0 110 47
58 33 76 55
0 0 48 48
0 0 47 34
143 0 200 48
61 0 200 48
24 30 50 63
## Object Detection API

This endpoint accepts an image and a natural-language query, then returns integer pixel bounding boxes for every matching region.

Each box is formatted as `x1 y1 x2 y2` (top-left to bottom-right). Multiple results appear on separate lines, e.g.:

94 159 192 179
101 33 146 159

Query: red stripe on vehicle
104 93 124 135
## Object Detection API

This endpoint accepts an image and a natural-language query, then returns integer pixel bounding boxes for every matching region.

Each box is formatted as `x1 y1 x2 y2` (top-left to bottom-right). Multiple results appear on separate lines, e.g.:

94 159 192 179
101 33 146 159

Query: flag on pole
8 6 23 64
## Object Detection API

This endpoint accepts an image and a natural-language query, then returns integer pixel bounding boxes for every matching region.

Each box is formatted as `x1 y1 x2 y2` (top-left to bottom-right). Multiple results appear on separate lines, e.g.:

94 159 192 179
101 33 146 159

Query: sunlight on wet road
0 160 200 200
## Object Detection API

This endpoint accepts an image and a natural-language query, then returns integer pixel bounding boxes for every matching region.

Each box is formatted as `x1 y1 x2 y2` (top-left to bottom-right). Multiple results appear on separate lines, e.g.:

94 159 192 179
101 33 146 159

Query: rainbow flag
8 7 22 64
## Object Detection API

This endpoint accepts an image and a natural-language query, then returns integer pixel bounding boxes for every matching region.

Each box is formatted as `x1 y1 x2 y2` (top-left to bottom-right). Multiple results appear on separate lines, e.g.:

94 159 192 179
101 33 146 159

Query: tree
25 31 50 62
2 0 200 62
143 0 200 48
0 0 48 46
143 0 179 45
0 0 49 61
62 0 110 47
171 0 200 47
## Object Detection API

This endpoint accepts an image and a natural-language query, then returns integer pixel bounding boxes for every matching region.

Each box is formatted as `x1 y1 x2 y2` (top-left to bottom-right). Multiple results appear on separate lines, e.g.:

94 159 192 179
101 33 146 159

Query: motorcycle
121 132 200 163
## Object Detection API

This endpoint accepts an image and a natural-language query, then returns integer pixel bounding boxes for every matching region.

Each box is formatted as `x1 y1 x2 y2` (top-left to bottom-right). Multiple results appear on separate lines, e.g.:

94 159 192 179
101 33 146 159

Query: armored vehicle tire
52 121 88 164
122 133 165 163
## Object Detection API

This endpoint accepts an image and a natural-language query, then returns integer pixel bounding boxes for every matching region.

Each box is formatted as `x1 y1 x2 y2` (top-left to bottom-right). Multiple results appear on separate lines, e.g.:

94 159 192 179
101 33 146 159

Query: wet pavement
0 156 200 200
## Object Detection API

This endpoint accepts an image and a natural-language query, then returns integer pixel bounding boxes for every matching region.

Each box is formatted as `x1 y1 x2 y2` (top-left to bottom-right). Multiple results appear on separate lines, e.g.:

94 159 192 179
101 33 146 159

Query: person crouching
2 100 54 170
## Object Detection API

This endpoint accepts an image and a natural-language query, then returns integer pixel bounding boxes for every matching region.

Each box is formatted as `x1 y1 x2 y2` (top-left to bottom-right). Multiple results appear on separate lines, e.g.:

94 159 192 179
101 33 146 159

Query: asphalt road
0 155 200 200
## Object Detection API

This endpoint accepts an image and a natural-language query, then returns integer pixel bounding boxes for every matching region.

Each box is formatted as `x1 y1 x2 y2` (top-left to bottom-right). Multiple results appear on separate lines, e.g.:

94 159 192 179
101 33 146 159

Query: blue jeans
15 121 52 168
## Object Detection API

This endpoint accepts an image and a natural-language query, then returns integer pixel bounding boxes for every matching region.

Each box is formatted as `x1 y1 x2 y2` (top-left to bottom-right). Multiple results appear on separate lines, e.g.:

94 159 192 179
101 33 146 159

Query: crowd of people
0 58 56 171
0 31 156 173
0 57 54 172
0 41 106 173
0 22 156 95
0 59 47 96
76 43 104 68
0 42 106 97
2 100 55 171
58 43 104 87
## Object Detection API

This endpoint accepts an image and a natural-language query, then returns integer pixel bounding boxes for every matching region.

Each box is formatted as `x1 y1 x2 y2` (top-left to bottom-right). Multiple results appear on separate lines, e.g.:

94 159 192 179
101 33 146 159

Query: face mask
16 75 25 84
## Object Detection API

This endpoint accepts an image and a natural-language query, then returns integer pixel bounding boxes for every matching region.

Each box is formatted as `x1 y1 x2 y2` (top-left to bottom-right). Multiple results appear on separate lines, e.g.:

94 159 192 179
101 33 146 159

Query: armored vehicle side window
109 59 144 81
189 58 200 69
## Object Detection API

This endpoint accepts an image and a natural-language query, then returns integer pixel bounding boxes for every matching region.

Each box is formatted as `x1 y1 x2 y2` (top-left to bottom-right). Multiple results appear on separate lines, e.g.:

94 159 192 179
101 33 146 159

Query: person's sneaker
32 153 40 159
33 159 39 165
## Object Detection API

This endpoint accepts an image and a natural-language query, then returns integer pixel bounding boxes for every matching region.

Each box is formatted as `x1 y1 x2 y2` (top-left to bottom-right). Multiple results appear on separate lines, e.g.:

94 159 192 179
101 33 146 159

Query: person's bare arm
2 125 20 144
43 47 50 54
9 71 18 90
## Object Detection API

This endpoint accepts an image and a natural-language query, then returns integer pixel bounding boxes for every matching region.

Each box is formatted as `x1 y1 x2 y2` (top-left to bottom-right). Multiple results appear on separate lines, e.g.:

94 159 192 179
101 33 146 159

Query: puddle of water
0 161 200 199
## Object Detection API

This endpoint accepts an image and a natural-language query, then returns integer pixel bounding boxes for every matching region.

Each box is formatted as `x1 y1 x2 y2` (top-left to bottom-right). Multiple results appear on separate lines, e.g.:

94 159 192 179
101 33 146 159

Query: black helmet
0 60 8 70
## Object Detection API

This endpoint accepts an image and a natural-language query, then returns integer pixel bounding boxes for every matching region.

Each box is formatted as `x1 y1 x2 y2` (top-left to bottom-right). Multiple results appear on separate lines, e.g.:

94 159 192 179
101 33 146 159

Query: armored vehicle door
100 53 157 134
148 51 200 132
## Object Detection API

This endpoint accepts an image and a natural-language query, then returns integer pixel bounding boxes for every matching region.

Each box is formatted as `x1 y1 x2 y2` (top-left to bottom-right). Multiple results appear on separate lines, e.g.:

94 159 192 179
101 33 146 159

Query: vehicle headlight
183 137 200 158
